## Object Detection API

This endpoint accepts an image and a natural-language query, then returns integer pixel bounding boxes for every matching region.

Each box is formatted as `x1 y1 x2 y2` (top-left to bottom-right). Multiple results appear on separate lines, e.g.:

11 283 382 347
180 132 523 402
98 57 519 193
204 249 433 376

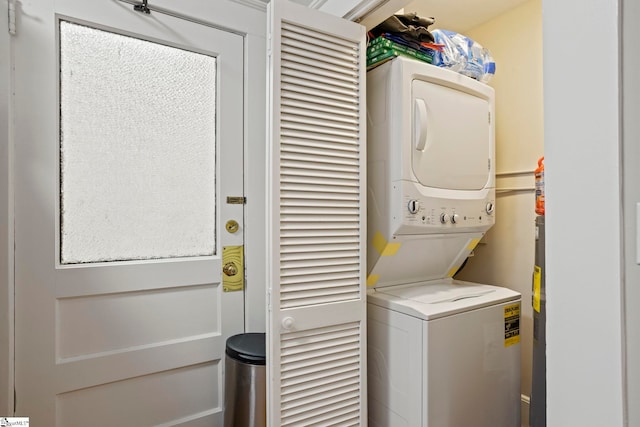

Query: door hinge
8 0 16 35
488 111 491 124
133 0 151 14
14 387 16 413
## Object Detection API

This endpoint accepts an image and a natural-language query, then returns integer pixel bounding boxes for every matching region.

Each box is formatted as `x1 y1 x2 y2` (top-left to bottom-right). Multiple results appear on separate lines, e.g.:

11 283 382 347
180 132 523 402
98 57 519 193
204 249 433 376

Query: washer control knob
486 202 495 215
451 213 460 224
408 200 419 214
440 213 450 224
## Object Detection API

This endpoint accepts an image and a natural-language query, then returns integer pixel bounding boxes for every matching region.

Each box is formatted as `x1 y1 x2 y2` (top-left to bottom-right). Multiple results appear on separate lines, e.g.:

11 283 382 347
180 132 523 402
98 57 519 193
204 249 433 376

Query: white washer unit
366 57 521 427
368 280 521 427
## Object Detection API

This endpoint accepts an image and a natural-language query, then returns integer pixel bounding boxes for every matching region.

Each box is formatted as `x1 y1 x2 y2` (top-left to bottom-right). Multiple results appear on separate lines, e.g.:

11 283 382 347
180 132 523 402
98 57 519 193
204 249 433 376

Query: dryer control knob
486 203 495 215
407 200 419 214
440 213 450 224
451 213 460 224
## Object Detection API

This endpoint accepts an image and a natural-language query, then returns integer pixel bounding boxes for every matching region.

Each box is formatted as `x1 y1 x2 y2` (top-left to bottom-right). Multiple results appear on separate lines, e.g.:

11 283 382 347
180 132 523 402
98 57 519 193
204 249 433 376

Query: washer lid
367 279 520 320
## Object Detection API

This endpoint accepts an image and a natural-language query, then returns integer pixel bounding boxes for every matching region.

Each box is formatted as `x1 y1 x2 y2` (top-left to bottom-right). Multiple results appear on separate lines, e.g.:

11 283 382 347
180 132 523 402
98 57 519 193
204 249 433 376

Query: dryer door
411 78 492 190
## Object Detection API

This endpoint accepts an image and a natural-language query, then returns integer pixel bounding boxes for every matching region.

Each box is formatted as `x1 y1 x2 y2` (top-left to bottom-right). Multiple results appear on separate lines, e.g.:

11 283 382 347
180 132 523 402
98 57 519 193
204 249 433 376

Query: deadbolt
225 220 239 233
223 262 238 277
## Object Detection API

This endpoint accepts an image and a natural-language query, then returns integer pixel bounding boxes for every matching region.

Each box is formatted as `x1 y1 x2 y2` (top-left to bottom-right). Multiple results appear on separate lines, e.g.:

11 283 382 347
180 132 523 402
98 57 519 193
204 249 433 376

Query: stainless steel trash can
224 333 266 427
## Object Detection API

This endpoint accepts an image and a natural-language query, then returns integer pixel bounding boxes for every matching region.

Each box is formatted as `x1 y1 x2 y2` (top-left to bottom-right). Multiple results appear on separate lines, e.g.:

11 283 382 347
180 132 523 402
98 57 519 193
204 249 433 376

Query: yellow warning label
367 274 380 287
467 238 481 251
504 303 520 347
447 266 459 278
372 231 401 256
533 265 541 313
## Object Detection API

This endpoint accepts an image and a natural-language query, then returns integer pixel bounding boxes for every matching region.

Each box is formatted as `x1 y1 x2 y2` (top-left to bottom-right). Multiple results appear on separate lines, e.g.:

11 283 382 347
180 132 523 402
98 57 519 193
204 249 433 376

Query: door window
59 21 217 264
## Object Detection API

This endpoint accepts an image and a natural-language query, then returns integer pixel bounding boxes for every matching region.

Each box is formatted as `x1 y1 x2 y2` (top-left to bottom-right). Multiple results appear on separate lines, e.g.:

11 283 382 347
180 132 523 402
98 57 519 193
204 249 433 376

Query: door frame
1 0 14 414
0 0 267 416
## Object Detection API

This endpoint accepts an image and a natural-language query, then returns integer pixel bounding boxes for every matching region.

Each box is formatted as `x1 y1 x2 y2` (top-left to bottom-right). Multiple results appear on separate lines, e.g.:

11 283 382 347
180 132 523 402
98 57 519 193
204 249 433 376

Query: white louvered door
267 1 367 425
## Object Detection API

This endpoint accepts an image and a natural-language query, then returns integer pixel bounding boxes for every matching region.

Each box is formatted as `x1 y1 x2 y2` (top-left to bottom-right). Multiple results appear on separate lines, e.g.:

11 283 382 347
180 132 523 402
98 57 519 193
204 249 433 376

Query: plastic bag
371 12 435 44
431 29 496 83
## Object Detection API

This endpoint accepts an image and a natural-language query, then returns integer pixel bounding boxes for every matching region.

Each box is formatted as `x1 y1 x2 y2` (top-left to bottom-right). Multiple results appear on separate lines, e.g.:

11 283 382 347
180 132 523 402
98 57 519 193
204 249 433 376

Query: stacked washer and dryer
366 57 521 427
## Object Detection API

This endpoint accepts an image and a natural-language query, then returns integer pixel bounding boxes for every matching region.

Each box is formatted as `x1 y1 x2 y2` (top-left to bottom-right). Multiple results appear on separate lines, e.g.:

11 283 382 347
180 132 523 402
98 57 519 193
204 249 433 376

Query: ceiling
401 0 530 33
275 0 531 33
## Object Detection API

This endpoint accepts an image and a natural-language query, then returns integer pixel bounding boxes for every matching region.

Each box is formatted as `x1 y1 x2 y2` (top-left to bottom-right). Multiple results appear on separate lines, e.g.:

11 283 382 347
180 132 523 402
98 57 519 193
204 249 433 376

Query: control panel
392 181 495 235
405 200 493 225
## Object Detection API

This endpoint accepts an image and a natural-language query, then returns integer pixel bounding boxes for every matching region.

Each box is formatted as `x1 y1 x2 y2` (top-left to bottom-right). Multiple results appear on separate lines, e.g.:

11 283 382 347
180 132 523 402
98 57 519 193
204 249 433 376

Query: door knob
282 317 295 330
223 262 238 277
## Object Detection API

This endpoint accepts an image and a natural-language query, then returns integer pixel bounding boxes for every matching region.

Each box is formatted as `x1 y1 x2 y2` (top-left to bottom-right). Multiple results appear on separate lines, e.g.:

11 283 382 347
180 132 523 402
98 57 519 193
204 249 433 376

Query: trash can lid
226 333 266 365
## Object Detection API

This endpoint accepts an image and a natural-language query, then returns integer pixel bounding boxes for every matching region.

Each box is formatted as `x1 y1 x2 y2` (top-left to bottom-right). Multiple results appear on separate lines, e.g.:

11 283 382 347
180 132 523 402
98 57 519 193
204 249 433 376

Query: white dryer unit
366 56 496 288
366 57 521 427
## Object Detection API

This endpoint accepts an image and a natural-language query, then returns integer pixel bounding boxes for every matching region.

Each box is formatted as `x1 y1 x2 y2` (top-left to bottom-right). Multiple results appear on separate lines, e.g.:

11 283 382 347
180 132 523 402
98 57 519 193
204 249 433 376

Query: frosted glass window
59 21 217 264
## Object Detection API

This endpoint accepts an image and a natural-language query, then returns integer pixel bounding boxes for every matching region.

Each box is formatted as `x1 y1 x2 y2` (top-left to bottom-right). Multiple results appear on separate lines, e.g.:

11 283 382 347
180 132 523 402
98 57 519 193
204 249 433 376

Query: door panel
14 1 244 425
267 1 367 425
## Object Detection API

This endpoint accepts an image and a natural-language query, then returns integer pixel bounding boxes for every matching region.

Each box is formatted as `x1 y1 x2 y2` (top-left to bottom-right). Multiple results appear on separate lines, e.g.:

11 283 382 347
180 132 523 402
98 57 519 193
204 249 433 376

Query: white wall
622 0 640 425
543 0 624 426
237 3 268 333
0 0 13 414
454 0 543 403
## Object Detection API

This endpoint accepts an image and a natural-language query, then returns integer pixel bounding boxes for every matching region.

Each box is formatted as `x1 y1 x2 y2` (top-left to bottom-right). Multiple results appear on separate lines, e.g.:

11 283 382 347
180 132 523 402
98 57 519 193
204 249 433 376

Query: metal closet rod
496 187 535 192
496 169 535 177
495 168 536 193
116 0 246 36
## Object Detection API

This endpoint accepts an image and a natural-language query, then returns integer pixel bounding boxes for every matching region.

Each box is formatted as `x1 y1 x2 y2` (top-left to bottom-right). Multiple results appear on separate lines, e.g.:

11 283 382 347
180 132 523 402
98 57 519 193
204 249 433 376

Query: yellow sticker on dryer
367 274 380 287
467 238 481 251
447 266 459 278
504 303 520 347
372 231 401 256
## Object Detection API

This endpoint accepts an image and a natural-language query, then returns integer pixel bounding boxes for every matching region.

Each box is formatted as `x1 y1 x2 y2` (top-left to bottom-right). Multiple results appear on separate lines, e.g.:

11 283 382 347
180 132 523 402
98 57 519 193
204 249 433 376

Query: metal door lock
225 220 239 233
222 246 244 292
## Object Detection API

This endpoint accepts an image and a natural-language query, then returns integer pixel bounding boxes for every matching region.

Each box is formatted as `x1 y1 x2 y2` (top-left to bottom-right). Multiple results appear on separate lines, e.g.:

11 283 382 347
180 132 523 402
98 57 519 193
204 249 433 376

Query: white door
267 1 367 425
13 1 244 425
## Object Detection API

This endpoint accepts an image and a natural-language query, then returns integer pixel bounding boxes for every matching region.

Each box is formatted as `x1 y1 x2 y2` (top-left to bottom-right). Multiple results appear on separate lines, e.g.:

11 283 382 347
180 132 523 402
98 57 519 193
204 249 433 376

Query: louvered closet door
267 1 367 425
